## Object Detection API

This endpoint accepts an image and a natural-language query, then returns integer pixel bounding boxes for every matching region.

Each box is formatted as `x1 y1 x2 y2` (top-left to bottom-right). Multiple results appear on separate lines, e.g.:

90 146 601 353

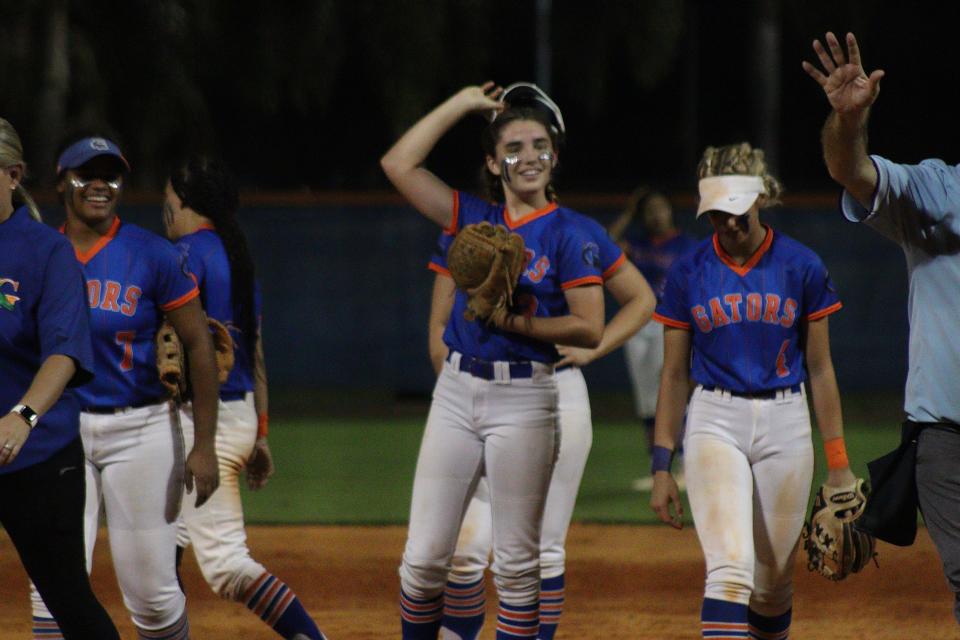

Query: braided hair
170 157 257 356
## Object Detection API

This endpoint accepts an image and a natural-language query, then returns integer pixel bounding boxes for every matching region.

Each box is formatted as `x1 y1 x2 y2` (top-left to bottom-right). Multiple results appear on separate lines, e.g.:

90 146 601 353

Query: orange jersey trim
504 201 558 230
73 216 122 265
428 262 451 277
602 252 626 280
653 312 691 330
444 191 460 235
712 225 774 277
159 286 199 312
561 275 602 290
806 300 843 321
197 222 216 232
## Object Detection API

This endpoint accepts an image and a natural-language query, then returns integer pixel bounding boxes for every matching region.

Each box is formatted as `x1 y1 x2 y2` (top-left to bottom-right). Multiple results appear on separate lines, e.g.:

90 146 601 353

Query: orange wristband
257 413 269 439
824 437 849 470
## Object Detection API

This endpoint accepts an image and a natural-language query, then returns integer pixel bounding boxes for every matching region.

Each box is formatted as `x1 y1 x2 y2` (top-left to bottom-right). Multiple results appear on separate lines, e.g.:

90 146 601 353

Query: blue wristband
651 445 674 474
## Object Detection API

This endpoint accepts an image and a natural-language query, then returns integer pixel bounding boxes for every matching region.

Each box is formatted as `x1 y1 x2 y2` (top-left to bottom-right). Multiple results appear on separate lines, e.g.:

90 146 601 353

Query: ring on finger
2 444 13 450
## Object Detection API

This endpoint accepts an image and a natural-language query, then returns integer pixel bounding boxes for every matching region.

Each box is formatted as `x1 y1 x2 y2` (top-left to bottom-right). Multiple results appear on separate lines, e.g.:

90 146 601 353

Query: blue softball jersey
175 225 259 399
431 191 604 364
70 217 199 408
654 226 841 393
0 207 94 474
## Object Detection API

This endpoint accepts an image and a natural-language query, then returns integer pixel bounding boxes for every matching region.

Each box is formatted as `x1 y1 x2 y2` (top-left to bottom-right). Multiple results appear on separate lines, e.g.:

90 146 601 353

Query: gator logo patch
0 278 21 311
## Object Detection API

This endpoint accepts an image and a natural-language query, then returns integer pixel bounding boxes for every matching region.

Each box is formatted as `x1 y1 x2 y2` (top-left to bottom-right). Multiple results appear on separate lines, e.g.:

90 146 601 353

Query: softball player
163 156 327 640
608 188 697 491
649 143 857 639
29 136 220 640
381 82 606 640
0 119 120 639
428 210 654 640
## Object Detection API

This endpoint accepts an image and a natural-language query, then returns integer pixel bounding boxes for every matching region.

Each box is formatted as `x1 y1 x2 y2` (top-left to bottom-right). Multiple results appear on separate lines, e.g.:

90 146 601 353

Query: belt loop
493 361 511 385
448 351 461 371
776 388 787 403
721 388 731 401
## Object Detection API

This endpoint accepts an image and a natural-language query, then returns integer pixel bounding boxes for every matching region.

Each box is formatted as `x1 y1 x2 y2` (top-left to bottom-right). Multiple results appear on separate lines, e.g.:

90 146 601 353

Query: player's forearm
822 110 878 207
253 335 268 418
653 367 688 450
504 313 602 349
17 354 76 417
807 363 845 444
184 338 219 448
589 295 652 361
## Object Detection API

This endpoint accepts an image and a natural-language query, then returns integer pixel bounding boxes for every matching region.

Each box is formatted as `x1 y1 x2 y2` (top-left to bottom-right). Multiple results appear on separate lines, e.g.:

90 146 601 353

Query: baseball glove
156 321 186 398
206 317 235 384
155 318 236 398
447 222 526 325
801 478 878 581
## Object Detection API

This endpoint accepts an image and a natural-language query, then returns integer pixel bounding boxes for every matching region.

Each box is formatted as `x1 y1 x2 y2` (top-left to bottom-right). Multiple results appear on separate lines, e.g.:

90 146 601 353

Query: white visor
696 175 766 217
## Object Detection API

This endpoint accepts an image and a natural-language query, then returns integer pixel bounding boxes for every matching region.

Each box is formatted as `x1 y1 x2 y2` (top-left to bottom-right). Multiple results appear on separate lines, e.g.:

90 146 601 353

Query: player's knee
127 589 186 630
491 564 540 607
399 555 448 599
209 560 265 602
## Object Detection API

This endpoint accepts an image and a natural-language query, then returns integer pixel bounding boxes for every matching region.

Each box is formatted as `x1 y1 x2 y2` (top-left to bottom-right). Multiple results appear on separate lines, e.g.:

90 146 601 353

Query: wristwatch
10 404 38 429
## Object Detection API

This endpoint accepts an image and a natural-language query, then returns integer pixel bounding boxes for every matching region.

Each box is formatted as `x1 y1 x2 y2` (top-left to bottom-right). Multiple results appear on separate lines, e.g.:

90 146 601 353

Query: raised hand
454 81 505 117
802 32 885 115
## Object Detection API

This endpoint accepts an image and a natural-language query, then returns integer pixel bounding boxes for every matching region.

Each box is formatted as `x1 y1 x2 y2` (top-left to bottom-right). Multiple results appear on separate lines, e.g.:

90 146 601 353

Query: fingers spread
801 61 827 86
813 39 836 73
846 32 862 67
825 31 846 66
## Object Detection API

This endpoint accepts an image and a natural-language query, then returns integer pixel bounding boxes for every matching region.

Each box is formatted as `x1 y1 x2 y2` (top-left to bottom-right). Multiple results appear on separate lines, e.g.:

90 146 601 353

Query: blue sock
441 577 485 640
701 597 748 639
400 588 443 639
243 572 325 639
538 574 565 640
748 607 791 640
32 616 63 639
496 601 538 639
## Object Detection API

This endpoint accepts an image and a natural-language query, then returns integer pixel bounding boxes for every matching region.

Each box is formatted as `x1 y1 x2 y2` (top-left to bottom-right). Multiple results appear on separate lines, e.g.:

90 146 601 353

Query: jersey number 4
775 339 790 378
115 330 136 371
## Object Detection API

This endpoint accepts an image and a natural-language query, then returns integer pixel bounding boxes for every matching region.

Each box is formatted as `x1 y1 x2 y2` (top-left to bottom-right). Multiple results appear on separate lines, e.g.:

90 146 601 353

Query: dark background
2 0 958 191
6 0 938 400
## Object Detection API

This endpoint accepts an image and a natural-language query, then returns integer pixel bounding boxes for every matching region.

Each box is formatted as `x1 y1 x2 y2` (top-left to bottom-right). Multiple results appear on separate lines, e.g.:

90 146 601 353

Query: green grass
240 412 904 525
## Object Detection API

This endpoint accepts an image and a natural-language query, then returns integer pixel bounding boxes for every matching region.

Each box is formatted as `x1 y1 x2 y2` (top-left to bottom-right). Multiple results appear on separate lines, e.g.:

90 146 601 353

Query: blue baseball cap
56 137 130 175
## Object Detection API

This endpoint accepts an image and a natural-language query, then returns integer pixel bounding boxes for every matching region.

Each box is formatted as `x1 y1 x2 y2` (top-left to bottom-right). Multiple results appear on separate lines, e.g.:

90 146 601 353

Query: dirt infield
0 524 956 639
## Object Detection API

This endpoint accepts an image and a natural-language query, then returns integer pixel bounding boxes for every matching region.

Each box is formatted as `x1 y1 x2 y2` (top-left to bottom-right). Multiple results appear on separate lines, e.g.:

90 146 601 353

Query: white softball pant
450 366 592 580
684 385 813 615
623 321 663 419
177 393 267 601
32 402 187 631
399 353 559 608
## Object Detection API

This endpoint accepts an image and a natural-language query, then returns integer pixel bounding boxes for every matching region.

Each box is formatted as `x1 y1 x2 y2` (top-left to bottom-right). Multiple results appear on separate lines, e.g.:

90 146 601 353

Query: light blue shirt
841 155 960 424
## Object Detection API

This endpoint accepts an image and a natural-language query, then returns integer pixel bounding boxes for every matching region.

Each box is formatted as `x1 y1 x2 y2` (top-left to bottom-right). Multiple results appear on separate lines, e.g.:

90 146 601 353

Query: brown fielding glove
447 222 526 325
801 478 878 581
156 321 186 398
207 317 235 384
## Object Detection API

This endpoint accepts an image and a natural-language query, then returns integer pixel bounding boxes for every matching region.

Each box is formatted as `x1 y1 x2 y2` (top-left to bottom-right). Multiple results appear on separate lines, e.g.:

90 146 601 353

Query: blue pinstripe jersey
654 226 841 392
70 217 199 407
431 191 605 364
175 226 260 399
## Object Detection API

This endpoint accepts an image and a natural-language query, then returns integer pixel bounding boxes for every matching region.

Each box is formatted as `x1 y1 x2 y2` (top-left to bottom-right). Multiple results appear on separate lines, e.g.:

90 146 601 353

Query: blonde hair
697 142 782 208
0 118 42 221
